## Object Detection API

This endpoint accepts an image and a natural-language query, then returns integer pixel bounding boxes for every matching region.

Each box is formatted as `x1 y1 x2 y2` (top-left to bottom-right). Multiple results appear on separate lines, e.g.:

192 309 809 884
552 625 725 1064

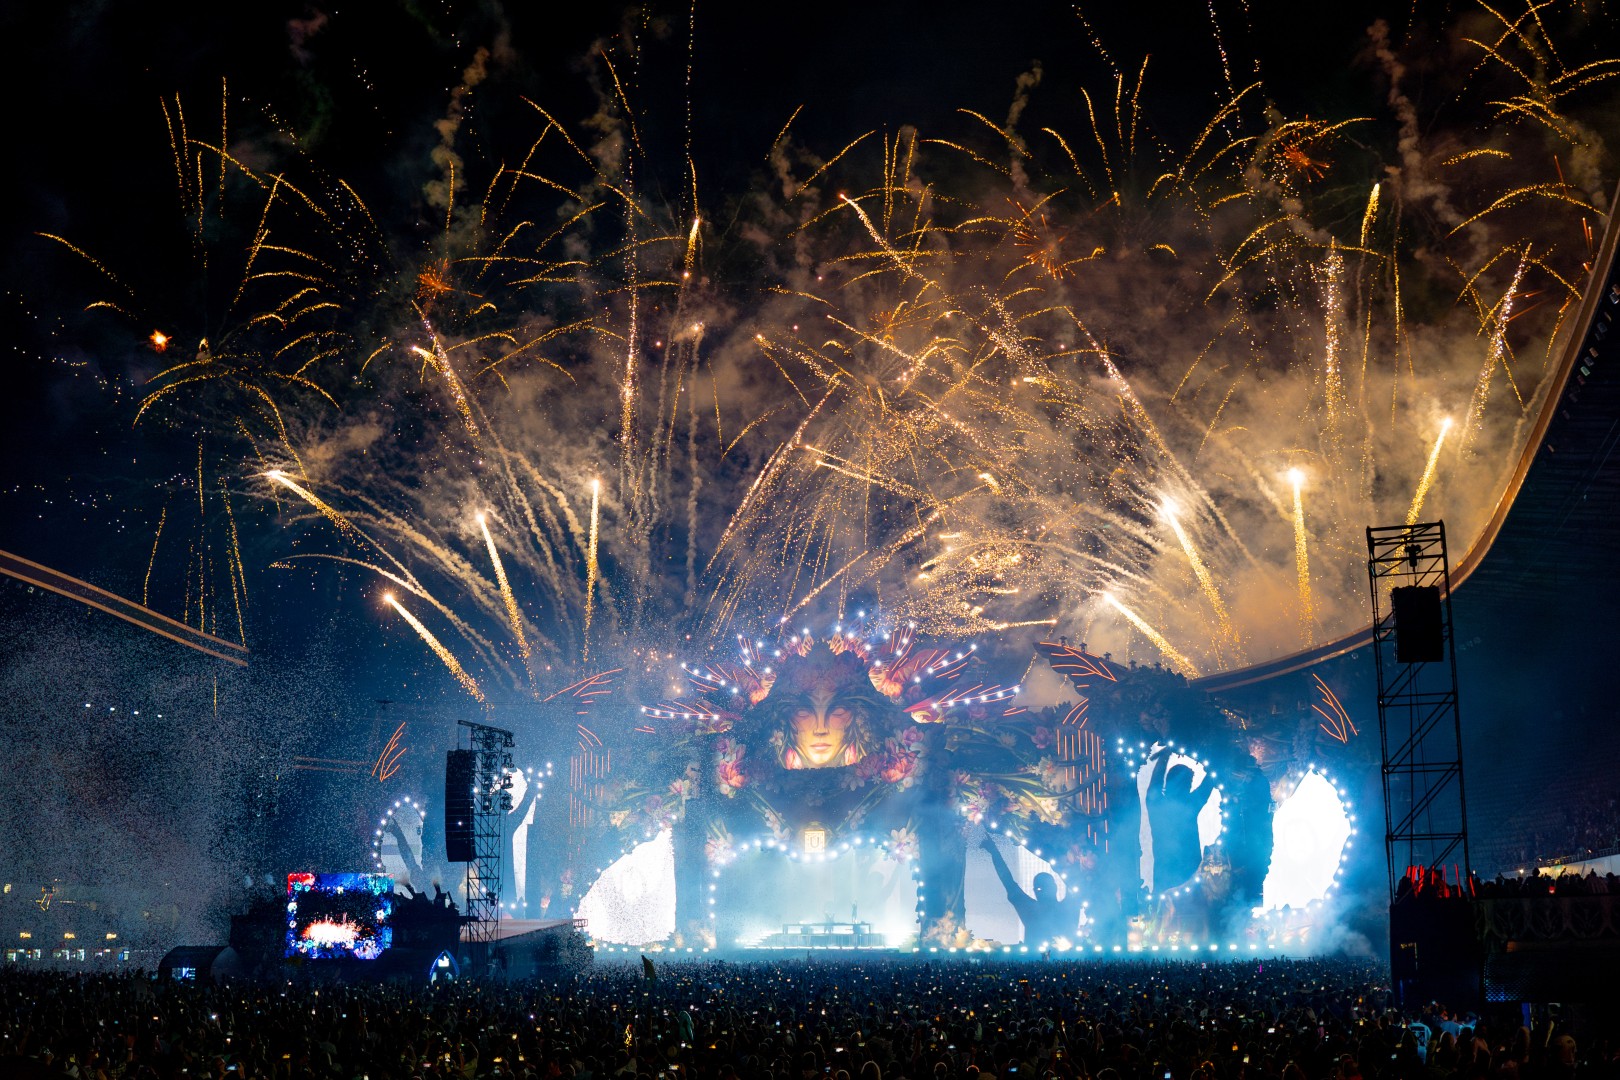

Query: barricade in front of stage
1476 893 1620 1002
1393 891 1620 1005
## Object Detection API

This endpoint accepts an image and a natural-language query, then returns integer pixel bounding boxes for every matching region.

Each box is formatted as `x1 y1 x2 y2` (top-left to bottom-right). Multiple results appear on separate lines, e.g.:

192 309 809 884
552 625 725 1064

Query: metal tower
1366 521 1470 900
457 718 515 963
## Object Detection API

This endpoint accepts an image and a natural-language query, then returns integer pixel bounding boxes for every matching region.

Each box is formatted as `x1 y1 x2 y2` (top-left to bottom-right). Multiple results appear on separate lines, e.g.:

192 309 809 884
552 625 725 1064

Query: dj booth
757 920 886 949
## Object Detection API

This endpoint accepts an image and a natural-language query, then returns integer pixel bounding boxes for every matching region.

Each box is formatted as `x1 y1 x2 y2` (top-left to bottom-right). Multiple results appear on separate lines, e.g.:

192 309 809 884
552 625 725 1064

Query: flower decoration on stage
704 829 738 866
714 738 747 795
886 827 920 863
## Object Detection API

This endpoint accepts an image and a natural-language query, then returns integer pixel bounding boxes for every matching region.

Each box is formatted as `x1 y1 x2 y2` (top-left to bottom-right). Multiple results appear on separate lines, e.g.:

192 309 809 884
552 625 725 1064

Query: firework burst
44 1 1620 699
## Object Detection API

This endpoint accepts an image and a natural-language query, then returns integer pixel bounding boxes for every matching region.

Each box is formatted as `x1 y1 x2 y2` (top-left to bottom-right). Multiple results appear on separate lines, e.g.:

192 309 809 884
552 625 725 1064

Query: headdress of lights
638 611 1019 728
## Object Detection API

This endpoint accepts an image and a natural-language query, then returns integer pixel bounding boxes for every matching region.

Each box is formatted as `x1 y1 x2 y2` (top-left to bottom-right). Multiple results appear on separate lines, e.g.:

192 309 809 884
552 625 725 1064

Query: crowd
0 957 1608 1080
1488 790 1620 873
1476 870 1620 898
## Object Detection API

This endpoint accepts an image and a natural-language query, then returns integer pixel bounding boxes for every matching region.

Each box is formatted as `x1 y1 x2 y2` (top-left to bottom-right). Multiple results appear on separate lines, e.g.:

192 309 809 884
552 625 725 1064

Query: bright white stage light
576 830 677 945
1261 770 1351 911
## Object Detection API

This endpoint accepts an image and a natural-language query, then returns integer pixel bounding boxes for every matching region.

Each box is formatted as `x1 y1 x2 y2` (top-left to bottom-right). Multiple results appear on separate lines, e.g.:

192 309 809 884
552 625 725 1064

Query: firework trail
411 339 481 439
478 512 532 676
1103 593 1201 677
1461 249 1530 454
584 478 601 663
265 471 365 545
384 593 484 703
1290 469 1314 647
1407 418 1454 526
1161 499 1237 657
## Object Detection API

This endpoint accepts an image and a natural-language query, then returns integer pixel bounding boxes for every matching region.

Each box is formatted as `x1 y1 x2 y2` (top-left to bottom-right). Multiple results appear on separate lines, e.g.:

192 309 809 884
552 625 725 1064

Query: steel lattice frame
1366 522 1471 902
458 719 514 962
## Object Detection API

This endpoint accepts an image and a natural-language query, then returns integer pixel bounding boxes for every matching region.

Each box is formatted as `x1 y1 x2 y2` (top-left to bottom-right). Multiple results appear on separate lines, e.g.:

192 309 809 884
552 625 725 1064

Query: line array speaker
444 749 476 863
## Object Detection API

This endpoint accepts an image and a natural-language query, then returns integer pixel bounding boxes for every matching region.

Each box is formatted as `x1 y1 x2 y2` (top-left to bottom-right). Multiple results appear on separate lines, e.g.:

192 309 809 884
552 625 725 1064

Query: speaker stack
444 749 476 862
1391 584 1444 663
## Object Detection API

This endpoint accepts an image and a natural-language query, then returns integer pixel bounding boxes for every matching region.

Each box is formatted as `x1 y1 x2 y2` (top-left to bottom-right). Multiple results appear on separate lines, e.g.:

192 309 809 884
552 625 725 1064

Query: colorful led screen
285 872 394 960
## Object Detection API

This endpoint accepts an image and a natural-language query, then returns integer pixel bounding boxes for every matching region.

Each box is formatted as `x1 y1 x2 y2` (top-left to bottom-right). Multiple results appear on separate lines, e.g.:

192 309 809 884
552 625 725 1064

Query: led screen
285 872 394 960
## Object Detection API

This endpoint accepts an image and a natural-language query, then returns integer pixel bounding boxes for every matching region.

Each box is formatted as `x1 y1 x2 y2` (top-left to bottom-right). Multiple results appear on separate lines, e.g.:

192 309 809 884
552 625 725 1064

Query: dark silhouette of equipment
454 720 516 968
444 749 476 863
1391 584 1444 663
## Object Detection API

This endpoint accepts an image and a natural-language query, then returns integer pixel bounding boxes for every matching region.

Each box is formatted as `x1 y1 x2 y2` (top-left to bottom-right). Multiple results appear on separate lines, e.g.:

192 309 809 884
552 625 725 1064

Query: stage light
1262 769 1352 911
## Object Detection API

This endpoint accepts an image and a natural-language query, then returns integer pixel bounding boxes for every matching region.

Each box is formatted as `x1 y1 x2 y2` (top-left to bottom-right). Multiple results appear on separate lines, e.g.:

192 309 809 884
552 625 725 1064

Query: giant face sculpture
789 690 857 768
768 643 882 770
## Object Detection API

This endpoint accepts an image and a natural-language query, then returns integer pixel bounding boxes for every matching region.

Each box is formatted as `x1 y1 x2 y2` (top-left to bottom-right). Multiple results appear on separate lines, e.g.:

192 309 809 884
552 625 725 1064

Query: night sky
2 0 1618 930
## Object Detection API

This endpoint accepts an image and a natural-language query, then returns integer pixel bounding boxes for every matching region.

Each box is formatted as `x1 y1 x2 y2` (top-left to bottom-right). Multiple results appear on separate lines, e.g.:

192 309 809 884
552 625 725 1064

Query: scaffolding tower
457 719 515 963
1366 522 1470 901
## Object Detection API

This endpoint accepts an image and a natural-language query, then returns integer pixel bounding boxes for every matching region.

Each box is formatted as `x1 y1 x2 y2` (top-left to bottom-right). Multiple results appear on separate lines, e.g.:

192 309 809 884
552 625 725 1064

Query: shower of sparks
478 512 533 673
1103 593 1202 678
1318 246 1348 451
1161 498 1237 653
1290 469 1314 647
384 592 485 703
1407 418 1454 526
1358 184 1380 248
410 340 480 439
